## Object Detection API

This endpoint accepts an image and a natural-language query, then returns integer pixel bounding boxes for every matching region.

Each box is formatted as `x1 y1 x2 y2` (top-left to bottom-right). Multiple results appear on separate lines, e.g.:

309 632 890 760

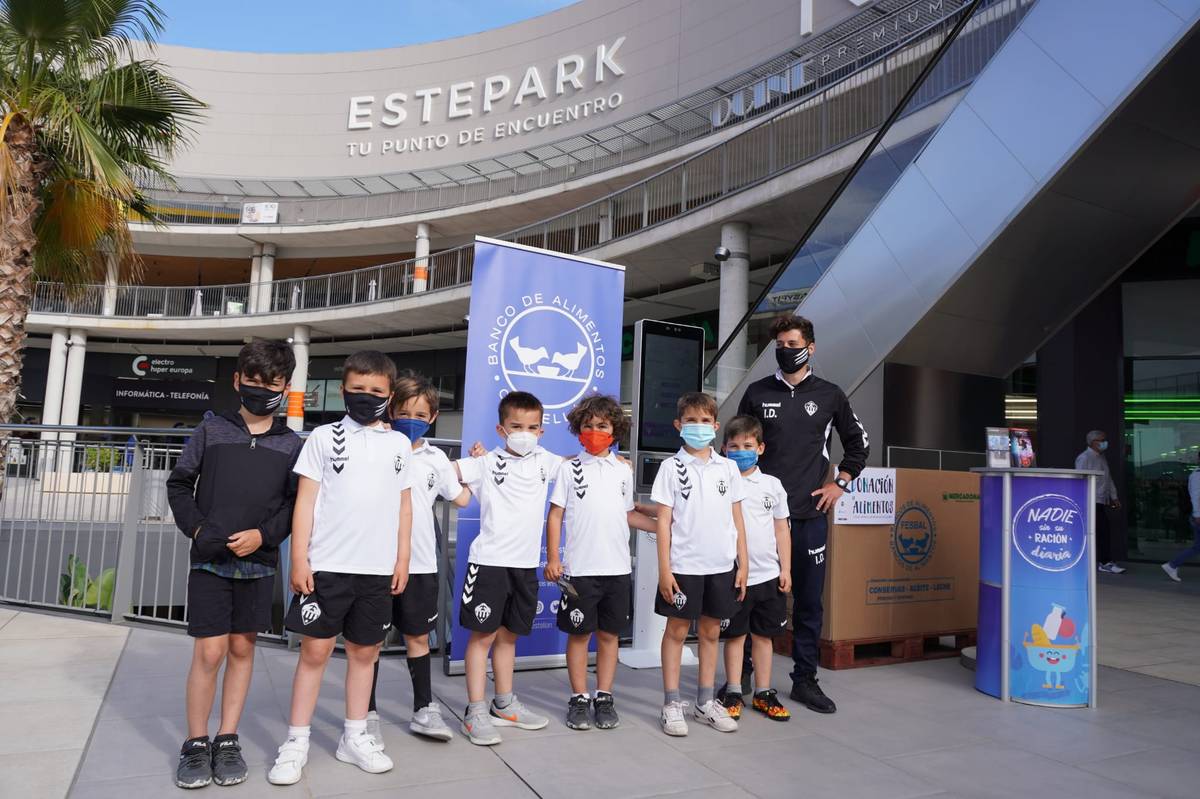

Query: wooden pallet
817 629 976 670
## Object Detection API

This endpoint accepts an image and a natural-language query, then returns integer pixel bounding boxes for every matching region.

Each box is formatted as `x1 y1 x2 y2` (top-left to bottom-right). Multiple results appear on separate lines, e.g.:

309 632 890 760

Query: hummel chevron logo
332 463 345 474
674 457 692 500
495 457 507 470
332 445 345 455
493 474 506 485
462 564 479 604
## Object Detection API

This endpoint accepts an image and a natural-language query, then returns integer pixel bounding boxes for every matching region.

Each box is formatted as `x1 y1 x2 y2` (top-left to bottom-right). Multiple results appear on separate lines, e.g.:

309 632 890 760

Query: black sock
408 653 432 712
368 659 380 713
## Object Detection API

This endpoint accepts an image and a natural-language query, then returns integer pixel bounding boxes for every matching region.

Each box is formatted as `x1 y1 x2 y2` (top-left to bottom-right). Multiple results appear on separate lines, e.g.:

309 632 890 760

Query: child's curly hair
566 395 629 440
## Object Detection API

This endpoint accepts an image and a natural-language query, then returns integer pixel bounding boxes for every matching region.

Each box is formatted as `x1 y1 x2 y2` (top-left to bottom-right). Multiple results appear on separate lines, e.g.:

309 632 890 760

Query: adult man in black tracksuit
737 315 868 714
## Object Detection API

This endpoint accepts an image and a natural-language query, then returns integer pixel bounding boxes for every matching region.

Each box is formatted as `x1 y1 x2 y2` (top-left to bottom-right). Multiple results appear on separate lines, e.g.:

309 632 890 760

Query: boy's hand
634 502 657 518
544 558 564 583
659 571 682 605
291 562 314 595
391 560 410 595
735 565 748 601
226 529 263 557
778 570 792 593
469 441 486 457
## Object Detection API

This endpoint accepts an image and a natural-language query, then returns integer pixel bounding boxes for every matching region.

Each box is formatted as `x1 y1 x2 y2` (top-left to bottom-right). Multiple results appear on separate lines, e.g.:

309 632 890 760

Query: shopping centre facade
17 0 1200 564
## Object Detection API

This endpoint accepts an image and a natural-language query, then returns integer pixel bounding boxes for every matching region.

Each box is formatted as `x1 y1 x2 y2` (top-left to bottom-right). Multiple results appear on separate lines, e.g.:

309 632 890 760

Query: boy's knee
344 642 380 663
468 630 497 649
595 630 618 644
663 619 689 642
299 638 335 666
227 633 256 660
696 618 721 640
194 637 228 670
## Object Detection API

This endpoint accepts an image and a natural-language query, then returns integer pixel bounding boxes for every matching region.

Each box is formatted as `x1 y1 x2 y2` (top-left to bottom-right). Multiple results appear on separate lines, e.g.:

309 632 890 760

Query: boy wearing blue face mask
452 391 564 745
364 370 470 744
718 415 792 722
650 391 749 737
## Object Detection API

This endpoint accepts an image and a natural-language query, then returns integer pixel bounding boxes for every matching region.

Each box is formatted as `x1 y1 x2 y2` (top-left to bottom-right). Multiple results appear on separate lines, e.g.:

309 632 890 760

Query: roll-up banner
447 236 625 673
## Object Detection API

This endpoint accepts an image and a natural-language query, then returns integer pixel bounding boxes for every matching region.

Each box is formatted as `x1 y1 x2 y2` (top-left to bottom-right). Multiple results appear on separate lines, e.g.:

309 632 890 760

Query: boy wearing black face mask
167 338 301 789
270 351 414 785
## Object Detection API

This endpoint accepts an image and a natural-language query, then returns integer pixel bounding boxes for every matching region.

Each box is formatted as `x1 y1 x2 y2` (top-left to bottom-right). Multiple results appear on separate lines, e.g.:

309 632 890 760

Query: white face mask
506 431 538 456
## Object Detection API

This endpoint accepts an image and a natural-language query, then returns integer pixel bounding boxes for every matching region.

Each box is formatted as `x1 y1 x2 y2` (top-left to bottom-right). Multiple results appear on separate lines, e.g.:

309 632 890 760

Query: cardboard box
821 468 980 642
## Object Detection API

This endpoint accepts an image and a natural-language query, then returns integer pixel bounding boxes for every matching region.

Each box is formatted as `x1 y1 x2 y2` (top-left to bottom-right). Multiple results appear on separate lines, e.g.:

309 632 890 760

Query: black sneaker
790 674 836 714
593 693 620 730
175 737 212 789
566 694 592 730
715 687 744 720
211 733 247 787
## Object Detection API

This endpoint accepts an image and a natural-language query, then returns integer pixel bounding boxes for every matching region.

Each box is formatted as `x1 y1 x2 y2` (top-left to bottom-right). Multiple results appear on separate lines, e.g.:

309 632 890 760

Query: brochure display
972 468 1099 708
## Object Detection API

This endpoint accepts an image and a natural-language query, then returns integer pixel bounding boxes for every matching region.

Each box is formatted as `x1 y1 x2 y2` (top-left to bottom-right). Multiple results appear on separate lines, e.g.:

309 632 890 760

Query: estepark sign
343 38 626 160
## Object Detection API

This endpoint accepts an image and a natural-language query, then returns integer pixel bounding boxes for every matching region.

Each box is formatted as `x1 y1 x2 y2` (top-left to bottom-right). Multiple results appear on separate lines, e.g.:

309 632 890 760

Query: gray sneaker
462 705 502 746
175 737 212 789
411 703 454 741
210 734 247 786
490 696 549 730
565 695 591 730
592 693 620 730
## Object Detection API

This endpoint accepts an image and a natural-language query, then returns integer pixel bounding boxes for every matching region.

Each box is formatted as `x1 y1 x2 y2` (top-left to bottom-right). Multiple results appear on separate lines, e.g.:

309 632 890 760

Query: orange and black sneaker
715 687 744 720
752 689 791 721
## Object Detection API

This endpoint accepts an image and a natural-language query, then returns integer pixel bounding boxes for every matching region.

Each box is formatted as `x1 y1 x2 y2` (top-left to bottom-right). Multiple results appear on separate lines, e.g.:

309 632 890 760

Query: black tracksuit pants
789 515 827 681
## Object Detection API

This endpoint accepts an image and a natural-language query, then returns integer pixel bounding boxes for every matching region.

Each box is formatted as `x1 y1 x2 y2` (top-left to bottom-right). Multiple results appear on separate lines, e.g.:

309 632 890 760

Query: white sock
286 725 311 741
345 718 367 736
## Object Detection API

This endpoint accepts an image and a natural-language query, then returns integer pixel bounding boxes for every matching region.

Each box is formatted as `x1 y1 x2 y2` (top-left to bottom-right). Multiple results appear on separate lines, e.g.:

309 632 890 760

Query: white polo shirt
650 447 745 575
549 451 635 576
294 416 412 576
458 446 564 569
739 468 790 585
408 440 463 575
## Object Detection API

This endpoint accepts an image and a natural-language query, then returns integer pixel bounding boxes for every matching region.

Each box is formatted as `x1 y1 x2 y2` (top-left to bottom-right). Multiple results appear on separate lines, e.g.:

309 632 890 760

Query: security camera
713 246 731 262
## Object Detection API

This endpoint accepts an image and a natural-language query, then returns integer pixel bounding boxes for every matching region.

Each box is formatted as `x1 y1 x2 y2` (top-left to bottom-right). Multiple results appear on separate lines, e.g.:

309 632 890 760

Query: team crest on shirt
673 591 687 610
763 495 775 511
569 608 585 628
394 453 406 474
426 471 437 490
804 401 818 416
539 466 547 484
717 479 728 497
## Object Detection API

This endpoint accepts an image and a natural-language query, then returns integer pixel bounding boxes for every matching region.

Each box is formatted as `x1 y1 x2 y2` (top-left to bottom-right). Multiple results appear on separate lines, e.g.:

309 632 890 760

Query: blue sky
153 0 577 52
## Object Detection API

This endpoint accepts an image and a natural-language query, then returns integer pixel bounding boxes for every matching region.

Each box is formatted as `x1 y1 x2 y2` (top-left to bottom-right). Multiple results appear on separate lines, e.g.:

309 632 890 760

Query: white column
59 329 88 436
39 328 69 443
413 223 431 292
247 243 263 313
717 221 750 403
287 324 309 432
258 243 276 313
101 253 119 316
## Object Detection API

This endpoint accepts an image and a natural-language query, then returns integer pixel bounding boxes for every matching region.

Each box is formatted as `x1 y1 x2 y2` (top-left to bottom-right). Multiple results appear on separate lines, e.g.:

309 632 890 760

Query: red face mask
579 429 614 455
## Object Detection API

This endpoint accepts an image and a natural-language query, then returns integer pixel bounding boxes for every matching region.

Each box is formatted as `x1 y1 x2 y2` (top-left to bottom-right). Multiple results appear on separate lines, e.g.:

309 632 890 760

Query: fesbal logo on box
1012 493 1086 573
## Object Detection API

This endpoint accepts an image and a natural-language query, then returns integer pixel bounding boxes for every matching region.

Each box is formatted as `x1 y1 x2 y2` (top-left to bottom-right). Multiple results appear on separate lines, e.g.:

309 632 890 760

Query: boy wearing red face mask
545 395 657 731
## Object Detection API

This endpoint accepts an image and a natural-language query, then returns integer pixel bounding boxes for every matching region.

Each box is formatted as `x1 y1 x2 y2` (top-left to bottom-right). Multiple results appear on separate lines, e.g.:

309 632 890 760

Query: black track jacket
737 370 869 520
167 411 303 567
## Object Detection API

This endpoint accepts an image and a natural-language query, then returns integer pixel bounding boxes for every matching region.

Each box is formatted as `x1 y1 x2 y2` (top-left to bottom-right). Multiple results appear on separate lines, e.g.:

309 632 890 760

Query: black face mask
239 383 284 417
775 345 811 374
344 391 389 424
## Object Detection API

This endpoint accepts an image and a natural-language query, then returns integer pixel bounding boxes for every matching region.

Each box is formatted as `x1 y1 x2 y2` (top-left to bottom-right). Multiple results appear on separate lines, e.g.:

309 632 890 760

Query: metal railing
33 1 1003 321
139 0 965 226
0 425 461 643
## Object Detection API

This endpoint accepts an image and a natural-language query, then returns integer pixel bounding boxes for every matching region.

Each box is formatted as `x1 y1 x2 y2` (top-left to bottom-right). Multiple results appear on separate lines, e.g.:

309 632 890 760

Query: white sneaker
1163 562 1182 582
1098 562 1124 574
336 729 393 774
660 700 689 737
411 703 454 741
365 710 384 750
694 699 739 733
267 736 309 786
1109 562 1127 574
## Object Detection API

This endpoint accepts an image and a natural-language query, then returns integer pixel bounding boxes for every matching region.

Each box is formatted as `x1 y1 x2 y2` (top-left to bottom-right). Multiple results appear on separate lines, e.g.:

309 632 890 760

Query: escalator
709 0 1200 463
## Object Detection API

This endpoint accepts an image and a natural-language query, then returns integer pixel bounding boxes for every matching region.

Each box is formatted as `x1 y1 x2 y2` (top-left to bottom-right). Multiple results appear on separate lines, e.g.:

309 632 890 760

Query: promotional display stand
972 468 1099 708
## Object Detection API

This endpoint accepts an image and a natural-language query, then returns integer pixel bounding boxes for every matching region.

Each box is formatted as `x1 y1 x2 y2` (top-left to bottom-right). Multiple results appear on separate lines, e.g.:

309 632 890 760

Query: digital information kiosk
620 320 705 668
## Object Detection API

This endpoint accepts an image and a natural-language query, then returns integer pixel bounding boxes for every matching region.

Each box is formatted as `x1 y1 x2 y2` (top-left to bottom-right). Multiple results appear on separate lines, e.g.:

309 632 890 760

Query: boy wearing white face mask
650 391 749 737
452 391 564 745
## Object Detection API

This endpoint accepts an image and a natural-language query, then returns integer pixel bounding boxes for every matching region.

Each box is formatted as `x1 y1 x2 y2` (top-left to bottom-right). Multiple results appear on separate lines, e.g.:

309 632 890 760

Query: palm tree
0 0 204 425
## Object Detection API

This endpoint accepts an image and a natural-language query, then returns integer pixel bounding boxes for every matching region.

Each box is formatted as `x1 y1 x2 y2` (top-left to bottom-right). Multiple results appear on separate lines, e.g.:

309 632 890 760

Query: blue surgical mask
391 417 430 442
727 449 758 471
680 423 716 449
1098 440 1108 452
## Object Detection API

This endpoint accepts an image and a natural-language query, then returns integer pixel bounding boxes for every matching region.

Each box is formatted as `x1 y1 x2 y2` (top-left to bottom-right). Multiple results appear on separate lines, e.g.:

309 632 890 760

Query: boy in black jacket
167 339 302 789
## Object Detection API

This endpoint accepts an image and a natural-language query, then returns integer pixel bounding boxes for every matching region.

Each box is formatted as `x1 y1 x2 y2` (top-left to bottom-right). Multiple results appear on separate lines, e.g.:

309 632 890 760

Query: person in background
1162 450 1200 582
1075 430 1125 574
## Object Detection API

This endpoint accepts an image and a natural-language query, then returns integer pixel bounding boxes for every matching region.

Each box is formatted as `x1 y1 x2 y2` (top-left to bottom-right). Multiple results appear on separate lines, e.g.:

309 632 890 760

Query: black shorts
556 574 631 635
720 577 788 639
458 563 538 635
187 569 275 638
284 571 393 645
654 568 739 621
392 572 439 636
